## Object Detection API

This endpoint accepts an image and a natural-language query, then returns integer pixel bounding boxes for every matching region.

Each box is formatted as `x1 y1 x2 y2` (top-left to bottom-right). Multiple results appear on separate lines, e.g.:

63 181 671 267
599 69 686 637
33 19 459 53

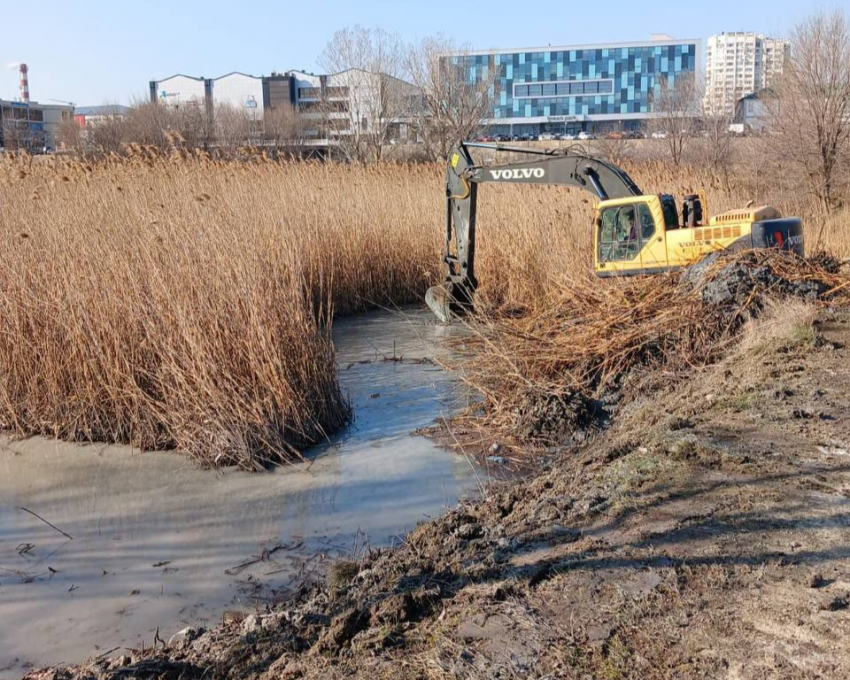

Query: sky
0 0 831 106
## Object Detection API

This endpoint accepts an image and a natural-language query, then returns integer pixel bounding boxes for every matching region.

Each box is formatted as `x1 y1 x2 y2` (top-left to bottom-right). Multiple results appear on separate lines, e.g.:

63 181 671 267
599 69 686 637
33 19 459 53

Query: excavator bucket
426 280 474 324
425 283 453 324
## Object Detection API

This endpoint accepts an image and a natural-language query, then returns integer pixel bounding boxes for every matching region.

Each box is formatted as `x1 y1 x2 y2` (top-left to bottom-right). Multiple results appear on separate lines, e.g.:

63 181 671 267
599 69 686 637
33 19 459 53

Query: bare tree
700 97 735 182
214 104 252 152
406 37 496 160
264 104 311 153
318 26 414 163
594 136 633 167
173 101 215 150
57 115 84 153
768 9 850 211
650 73 701 166
123 101 174 149
87 108 130 154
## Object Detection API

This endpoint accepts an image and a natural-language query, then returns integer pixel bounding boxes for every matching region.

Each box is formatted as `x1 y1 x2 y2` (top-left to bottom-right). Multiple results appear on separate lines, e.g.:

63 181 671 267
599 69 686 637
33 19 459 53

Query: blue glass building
452 36 702 136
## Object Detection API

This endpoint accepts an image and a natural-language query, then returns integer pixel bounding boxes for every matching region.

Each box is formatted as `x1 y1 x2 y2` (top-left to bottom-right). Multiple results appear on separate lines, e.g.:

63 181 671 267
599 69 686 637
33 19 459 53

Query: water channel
0 308 481 677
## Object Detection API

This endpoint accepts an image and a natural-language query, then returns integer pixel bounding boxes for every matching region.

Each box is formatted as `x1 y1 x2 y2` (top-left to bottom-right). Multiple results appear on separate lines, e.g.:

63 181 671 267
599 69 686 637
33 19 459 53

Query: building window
513 78 614 99
298 100 349 113
298 87 321 99
324 86 350 98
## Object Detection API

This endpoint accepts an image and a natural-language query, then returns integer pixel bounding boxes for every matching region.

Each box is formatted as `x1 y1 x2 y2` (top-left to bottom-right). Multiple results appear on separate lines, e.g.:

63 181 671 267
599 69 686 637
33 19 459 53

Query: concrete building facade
150 74 208 110
0 99 74 151
449 35 702 137
705 32 789 115
289 69 418 138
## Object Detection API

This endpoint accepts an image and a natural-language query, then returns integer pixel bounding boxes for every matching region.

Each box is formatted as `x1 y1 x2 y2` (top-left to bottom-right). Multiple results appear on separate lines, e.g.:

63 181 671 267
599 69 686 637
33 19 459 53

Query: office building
448 34 702 137
0 99 74 151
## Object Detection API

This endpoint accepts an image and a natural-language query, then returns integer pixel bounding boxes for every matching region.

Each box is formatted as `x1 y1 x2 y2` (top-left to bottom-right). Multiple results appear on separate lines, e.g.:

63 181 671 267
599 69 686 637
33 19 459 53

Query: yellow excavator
426 142 805 322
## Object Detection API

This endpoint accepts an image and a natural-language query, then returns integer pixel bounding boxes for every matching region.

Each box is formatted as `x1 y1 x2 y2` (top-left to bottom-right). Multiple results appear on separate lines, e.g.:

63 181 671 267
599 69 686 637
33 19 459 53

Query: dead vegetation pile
461 251 850 445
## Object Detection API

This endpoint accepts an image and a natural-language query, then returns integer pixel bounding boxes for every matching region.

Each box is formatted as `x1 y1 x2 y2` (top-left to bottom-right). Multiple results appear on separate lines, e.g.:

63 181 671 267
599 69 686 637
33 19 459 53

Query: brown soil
25 308 850 680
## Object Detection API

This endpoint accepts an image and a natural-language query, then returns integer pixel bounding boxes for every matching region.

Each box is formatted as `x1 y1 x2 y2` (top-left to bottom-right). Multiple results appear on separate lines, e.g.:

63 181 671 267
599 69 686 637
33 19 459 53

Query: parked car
651 131 667 139
577 131 593 141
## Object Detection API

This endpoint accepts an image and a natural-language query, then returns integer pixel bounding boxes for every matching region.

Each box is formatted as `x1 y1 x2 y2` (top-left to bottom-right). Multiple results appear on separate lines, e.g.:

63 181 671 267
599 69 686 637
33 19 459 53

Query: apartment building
705 32 790 114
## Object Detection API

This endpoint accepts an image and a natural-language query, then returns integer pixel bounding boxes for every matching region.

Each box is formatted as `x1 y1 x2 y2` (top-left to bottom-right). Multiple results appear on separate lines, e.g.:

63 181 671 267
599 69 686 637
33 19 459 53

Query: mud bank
0 309 481 677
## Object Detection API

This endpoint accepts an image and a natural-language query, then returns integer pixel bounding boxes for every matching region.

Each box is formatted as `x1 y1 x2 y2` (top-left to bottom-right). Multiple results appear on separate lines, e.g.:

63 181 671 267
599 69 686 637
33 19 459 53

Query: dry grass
1 148 849 466
736 298 820 357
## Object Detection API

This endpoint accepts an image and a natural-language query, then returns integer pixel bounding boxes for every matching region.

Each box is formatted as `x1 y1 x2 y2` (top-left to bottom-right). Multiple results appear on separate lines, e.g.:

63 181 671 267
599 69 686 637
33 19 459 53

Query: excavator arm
426 142 644 322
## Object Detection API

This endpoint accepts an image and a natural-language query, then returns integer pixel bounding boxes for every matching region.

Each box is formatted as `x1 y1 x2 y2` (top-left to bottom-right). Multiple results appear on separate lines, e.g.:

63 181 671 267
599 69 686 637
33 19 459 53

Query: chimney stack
19 63 29 103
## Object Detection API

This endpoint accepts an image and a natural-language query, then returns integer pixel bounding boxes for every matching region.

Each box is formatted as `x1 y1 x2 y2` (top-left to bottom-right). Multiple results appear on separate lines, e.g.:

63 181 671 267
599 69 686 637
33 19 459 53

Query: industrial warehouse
149 69 419 141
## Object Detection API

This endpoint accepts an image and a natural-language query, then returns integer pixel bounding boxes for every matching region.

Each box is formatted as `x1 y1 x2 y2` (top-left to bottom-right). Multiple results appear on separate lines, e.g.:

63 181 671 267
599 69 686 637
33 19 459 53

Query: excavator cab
596 201 653 272
594 193 804 278
594 195 671 276
426 141 805 323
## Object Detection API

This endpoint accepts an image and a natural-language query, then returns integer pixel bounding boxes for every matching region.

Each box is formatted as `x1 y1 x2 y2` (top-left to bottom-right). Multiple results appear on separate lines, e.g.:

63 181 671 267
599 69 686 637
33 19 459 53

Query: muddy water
0 308 480 677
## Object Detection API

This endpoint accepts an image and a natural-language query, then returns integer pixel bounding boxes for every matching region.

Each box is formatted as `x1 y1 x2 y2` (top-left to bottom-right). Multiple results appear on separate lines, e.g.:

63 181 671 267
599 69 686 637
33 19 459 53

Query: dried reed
0 150 848 465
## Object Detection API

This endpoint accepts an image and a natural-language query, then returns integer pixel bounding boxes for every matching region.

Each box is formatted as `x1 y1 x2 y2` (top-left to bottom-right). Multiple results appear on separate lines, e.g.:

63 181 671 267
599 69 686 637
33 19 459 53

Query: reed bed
0 149 848 466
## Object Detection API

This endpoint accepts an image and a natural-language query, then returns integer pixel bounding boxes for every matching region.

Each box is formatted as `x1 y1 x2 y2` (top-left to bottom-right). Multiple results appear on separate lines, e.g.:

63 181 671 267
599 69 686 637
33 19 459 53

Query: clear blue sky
0 0 827 105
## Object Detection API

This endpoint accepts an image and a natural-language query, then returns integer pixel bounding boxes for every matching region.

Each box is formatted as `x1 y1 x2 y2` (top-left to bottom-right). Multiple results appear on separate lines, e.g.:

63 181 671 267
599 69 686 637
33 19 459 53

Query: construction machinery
426 142 804 322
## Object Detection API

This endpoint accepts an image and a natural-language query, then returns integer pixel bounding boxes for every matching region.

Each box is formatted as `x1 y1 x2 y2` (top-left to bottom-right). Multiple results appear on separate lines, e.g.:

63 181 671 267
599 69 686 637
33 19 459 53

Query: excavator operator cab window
599 204 641 262
660 194 680 230
599 203 657 263
638 203 656 241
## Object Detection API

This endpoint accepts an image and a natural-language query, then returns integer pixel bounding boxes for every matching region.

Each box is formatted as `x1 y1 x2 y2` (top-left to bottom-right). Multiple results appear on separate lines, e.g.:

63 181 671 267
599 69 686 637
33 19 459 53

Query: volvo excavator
426 142 805 323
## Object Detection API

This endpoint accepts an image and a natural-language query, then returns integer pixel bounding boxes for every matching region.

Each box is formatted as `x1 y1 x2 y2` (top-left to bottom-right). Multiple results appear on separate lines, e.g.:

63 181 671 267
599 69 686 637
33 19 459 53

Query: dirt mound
461 251 850 447
514 389 598 444
682 250 838 305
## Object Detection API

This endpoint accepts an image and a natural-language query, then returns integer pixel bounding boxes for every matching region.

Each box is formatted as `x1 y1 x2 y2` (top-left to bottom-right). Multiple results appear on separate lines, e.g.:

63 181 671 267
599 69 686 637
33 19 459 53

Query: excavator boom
427 142 643 322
